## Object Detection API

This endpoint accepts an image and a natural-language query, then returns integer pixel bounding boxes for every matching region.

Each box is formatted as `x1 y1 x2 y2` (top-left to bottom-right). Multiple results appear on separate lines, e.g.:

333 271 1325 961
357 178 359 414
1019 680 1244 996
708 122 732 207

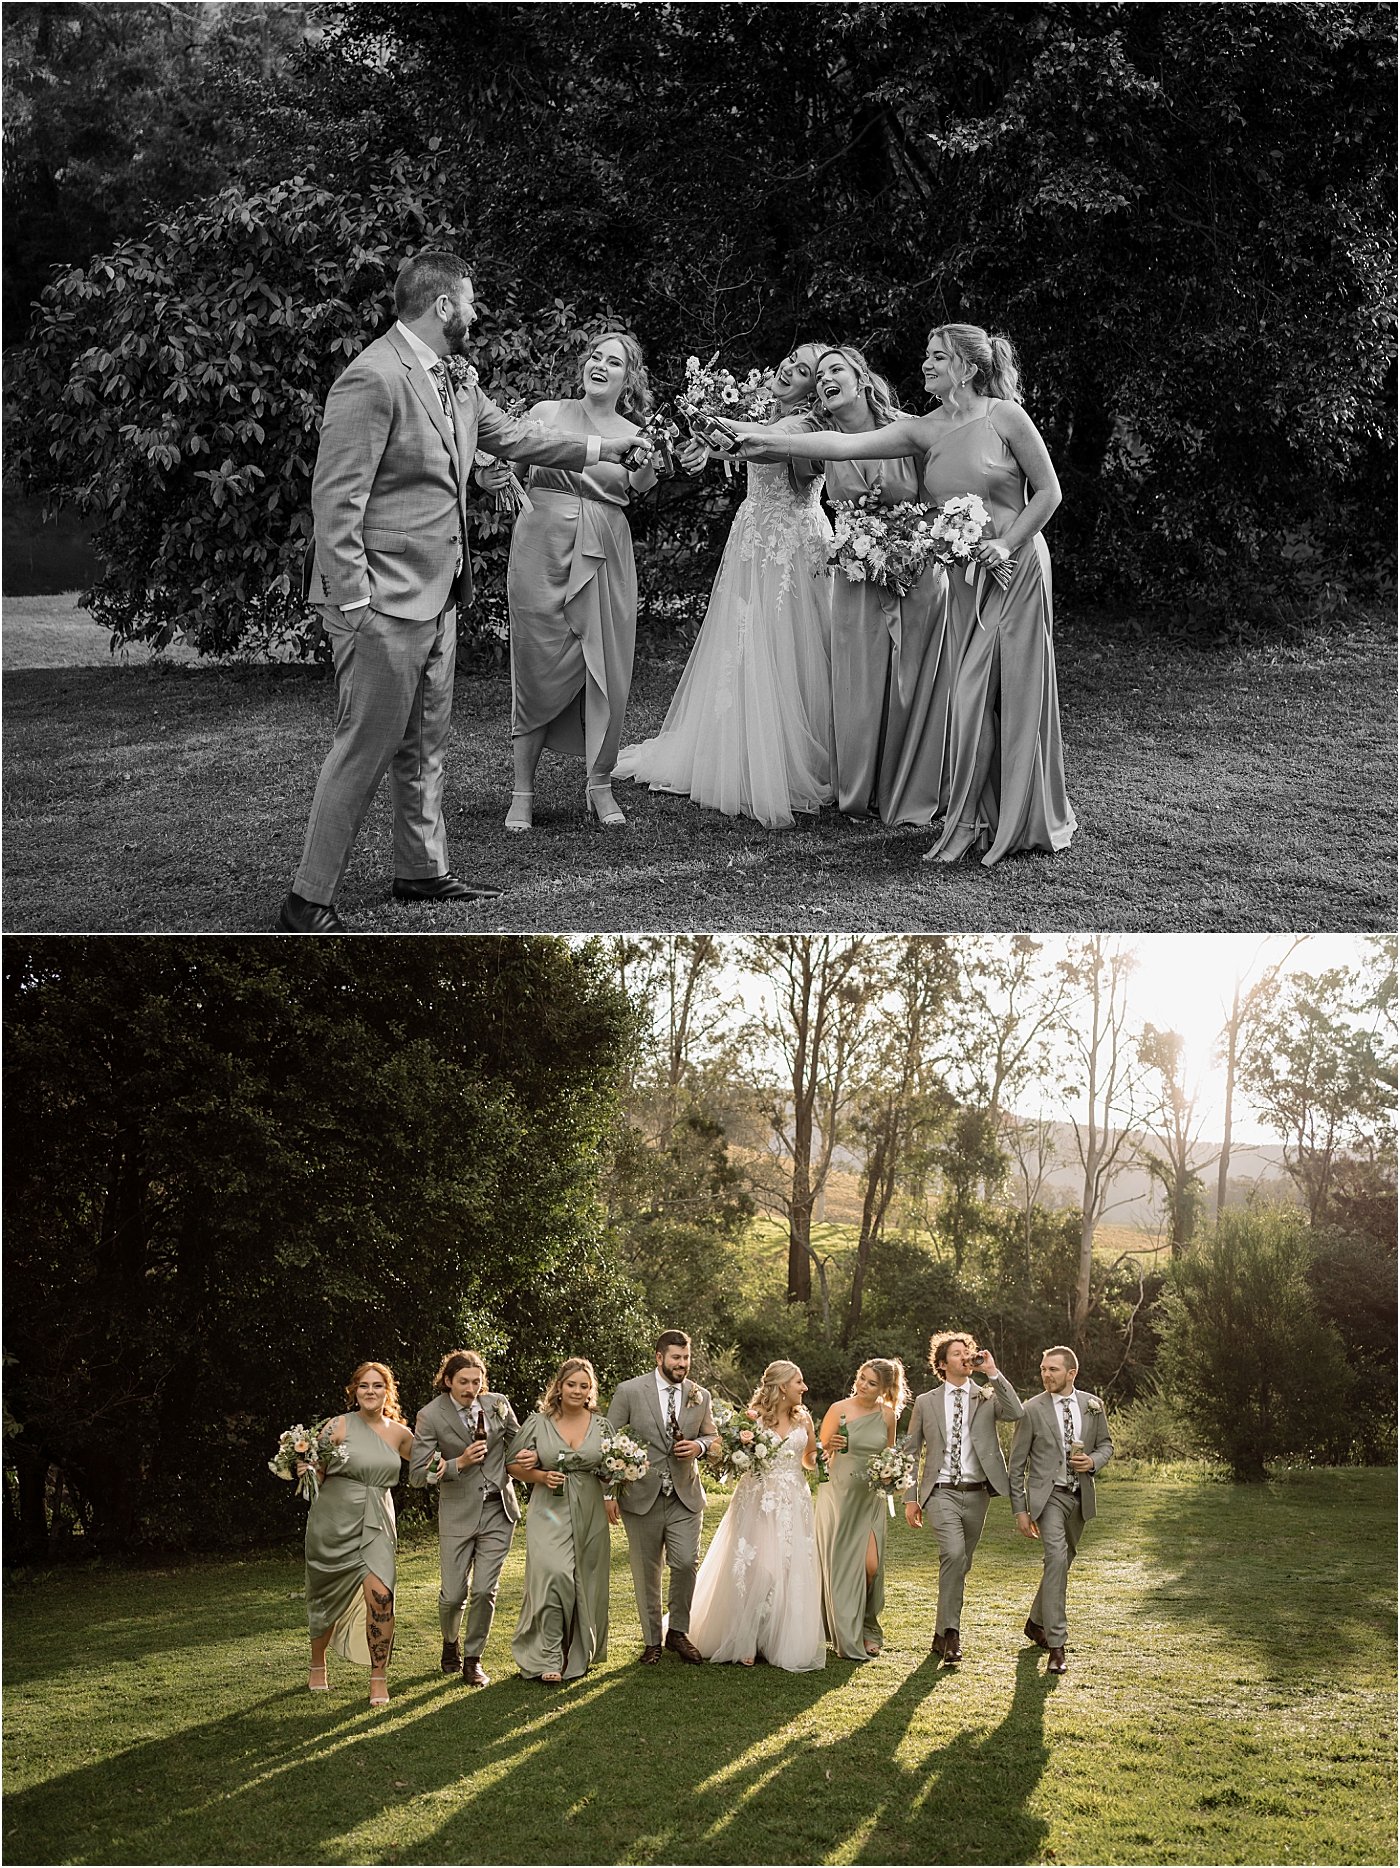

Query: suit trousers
927 1485 993 1635
438 1492 515 1653
1029 1487 1084 1646
294 603 457 903
622 1490 703 1645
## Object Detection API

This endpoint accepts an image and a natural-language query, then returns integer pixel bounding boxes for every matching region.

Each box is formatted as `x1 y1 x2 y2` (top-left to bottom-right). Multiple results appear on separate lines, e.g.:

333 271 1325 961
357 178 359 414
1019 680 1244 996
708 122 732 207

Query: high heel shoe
585 781 628 828
308 1663 329 1692
369 1671 389 1707
505 790 534 833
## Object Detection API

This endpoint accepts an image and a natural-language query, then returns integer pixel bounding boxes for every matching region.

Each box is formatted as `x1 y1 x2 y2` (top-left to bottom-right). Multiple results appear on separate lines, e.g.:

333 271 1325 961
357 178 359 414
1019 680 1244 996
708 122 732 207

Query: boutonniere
492 1398 509 1424
443 355 479 399
1083 1399 1104 1418
684 1383 701 1410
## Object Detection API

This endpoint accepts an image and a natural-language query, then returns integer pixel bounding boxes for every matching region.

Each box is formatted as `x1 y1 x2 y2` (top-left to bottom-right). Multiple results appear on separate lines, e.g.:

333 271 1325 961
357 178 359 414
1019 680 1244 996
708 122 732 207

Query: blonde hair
748 1360 802 1428
932 323 1023 408
345 1361 405 1423
814 345 904 426
540 1357 599 1417
856 1357 909 1414
579 329 653 423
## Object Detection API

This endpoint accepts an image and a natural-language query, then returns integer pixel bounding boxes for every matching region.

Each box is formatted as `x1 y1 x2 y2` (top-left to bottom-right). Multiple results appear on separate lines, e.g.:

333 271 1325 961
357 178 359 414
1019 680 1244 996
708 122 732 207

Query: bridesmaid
736 322 1076 864
505 1357 611 1684
503 331 660 832
736 347 949 824
302 1361 413 1707
814 1357 908 1660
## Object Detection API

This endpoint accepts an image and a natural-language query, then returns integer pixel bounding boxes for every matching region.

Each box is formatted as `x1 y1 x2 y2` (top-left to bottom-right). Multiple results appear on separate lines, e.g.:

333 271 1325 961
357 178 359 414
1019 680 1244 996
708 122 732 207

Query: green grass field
4 1468 1394 1866
1 599 1394 934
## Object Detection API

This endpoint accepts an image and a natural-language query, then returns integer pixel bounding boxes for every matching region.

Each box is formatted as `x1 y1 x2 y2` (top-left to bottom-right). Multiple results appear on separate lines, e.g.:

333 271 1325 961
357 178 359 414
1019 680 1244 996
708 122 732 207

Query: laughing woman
732 323 1075 865
503 332 660 831
613 344 836 828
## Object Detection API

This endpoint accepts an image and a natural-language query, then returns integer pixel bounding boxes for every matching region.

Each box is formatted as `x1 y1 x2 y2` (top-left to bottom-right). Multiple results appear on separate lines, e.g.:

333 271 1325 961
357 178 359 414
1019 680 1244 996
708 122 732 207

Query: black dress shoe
941 1627 963 1664
1024 1617 1049 1650
276 891 345 933
461 1656 490 1687
440 1639 461 1674
391 873 502 903
664 1629 703 1664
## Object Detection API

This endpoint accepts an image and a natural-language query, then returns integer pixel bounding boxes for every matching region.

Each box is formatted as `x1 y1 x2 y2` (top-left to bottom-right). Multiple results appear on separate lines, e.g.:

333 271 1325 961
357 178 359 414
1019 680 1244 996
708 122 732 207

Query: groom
278 248 641 933
1008 1344 1114 1676
606 1330 719 1665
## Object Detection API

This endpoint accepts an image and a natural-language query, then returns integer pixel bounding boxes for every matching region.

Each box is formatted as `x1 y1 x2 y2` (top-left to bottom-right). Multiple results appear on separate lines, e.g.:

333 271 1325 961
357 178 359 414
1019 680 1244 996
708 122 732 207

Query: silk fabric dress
507 401 638 779
688 1426 825 1671
824 451 952 823
506 1411 610 1681
614 418 835 828
922 401 1077 863
813 1408 889 1659
303 1412 401 1666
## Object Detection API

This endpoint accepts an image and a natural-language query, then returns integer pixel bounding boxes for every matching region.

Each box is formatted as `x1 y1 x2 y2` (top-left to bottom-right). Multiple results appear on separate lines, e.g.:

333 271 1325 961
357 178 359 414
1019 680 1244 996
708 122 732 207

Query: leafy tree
2 936 648 1557
1158 1206 1351 1480
1138 1024 1213 1255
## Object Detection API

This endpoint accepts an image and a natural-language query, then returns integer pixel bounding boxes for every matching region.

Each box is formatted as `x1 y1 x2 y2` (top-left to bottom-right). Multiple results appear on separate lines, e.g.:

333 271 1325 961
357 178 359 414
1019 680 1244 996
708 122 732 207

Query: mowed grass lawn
1 600 1394 933
4 1469 1395 1867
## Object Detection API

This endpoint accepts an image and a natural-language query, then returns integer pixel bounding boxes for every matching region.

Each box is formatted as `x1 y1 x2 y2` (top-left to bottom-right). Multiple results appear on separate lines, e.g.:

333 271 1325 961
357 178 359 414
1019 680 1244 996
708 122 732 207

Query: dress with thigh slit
304 1412 401 1665
813 1409 888 1659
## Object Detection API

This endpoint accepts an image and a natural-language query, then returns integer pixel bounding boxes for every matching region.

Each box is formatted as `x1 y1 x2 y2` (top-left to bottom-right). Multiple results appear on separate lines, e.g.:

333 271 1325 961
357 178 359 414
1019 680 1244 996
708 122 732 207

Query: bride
613 346 835 829
688 1360 825 1671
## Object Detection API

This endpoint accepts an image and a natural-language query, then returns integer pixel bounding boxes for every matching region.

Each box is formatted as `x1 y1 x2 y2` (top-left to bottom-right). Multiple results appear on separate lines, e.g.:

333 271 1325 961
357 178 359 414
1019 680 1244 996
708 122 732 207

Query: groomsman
902 1331 1025 1665
606 1330 720 1665
1008 1344 1114 1676
409 1350 533 1686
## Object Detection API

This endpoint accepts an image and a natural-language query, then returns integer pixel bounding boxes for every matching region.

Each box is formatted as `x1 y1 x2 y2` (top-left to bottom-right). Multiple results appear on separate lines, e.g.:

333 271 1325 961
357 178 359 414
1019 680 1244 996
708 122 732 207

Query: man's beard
443 310 472 357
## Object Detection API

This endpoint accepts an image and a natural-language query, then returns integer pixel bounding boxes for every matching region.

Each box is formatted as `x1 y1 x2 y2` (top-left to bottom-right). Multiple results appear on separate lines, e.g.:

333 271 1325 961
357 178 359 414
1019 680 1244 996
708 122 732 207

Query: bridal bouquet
866 1446 916 1517
828 492 939 598
926 493 1017 591
677 352 778 429
268 1421 348 1502
710 1402 783 1481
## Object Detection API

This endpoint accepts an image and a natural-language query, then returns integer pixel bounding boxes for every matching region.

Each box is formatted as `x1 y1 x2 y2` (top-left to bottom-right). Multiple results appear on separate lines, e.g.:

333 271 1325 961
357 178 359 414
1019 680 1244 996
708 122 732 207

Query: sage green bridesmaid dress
814 1408 890 1659
304 1412 402 1665
507 1411 610 1681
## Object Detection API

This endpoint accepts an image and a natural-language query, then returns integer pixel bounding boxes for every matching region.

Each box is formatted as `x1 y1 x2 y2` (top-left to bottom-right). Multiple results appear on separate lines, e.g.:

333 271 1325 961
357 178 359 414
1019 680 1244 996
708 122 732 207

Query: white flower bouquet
926 492 1017 591
678 351 778 429
268 1420 348 1502
828 491 939 598
598 1423 650 1496
710 1402 783 1481
866 1446 916 1517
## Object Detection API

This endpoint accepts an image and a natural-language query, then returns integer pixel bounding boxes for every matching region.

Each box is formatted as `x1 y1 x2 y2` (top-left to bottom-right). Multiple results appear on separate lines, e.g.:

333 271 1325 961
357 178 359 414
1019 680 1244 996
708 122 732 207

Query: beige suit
409 1391 523 1653
293 328 592 903
607 1374 718 1645
1008 1387 1113 1647
902 1374 1025 1638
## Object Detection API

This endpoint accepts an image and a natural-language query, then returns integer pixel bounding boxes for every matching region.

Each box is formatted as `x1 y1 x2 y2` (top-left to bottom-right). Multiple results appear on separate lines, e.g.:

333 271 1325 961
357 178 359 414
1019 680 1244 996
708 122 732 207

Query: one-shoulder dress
813 1408 889 1659
304 1412 401 1665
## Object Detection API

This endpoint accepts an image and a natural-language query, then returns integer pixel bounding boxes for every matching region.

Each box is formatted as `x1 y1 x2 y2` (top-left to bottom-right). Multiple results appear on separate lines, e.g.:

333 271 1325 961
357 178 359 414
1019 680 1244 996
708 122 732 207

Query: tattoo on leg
366 1581 395 1669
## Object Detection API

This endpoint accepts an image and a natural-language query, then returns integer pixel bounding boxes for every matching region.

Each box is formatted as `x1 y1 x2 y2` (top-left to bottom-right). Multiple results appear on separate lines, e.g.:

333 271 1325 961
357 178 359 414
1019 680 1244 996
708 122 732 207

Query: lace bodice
732 420 832 599
727 1425 814 1597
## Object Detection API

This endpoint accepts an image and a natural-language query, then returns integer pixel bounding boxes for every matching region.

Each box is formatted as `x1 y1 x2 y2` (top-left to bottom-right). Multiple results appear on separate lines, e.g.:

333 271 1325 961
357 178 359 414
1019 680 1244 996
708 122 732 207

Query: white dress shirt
935 1379 988 1484
1051 1388 1084 1485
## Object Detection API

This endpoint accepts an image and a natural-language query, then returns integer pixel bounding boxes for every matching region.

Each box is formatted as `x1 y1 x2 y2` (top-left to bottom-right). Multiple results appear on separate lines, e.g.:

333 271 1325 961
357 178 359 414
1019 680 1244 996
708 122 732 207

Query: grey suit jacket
607 1374 718 1517
1008 1388 1113 1522
901 1373 1026 1506
408 1391 522 1535
304 327 591 620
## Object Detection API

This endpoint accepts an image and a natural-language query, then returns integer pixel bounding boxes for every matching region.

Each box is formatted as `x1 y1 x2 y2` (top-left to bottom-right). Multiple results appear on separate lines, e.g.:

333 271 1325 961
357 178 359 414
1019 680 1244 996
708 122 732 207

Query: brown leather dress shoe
941 1627 963 1664
1024 1617 1049 1650
639 1644 663 1665
930 1631 946 1659
392 874 503 903
276 891 345 933
461 1656 490 1687
664 1629 703 1664
1047 1645 1068 1674
440 1638 461 1674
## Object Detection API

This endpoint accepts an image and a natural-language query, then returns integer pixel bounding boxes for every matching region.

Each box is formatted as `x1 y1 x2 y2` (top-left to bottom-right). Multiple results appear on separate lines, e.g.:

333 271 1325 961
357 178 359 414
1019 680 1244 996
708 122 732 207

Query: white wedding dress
688 1424 826 1671
614 416 835 829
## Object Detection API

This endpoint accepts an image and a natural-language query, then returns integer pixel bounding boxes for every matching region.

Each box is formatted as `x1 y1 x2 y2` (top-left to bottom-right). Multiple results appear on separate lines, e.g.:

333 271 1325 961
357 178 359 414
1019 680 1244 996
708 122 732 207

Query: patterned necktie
428 359 453 421
662 1389 678 1495
1061 1398 1076 1484
949 1387 964 1480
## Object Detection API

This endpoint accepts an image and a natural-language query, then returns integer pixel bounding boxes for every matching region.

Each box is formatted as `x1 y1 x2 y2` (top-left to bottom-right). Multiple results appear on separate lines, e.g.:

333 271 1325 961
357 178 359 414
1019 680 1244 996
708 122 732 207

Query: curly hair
578 329 653 424
748 1359 802 1429
928 1331 978 1377
435 1349 486 1393
540 1357 599 1417
855 1357 910 1414
814 345 905 427
345 1361 405 1423
931 322 1023 407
